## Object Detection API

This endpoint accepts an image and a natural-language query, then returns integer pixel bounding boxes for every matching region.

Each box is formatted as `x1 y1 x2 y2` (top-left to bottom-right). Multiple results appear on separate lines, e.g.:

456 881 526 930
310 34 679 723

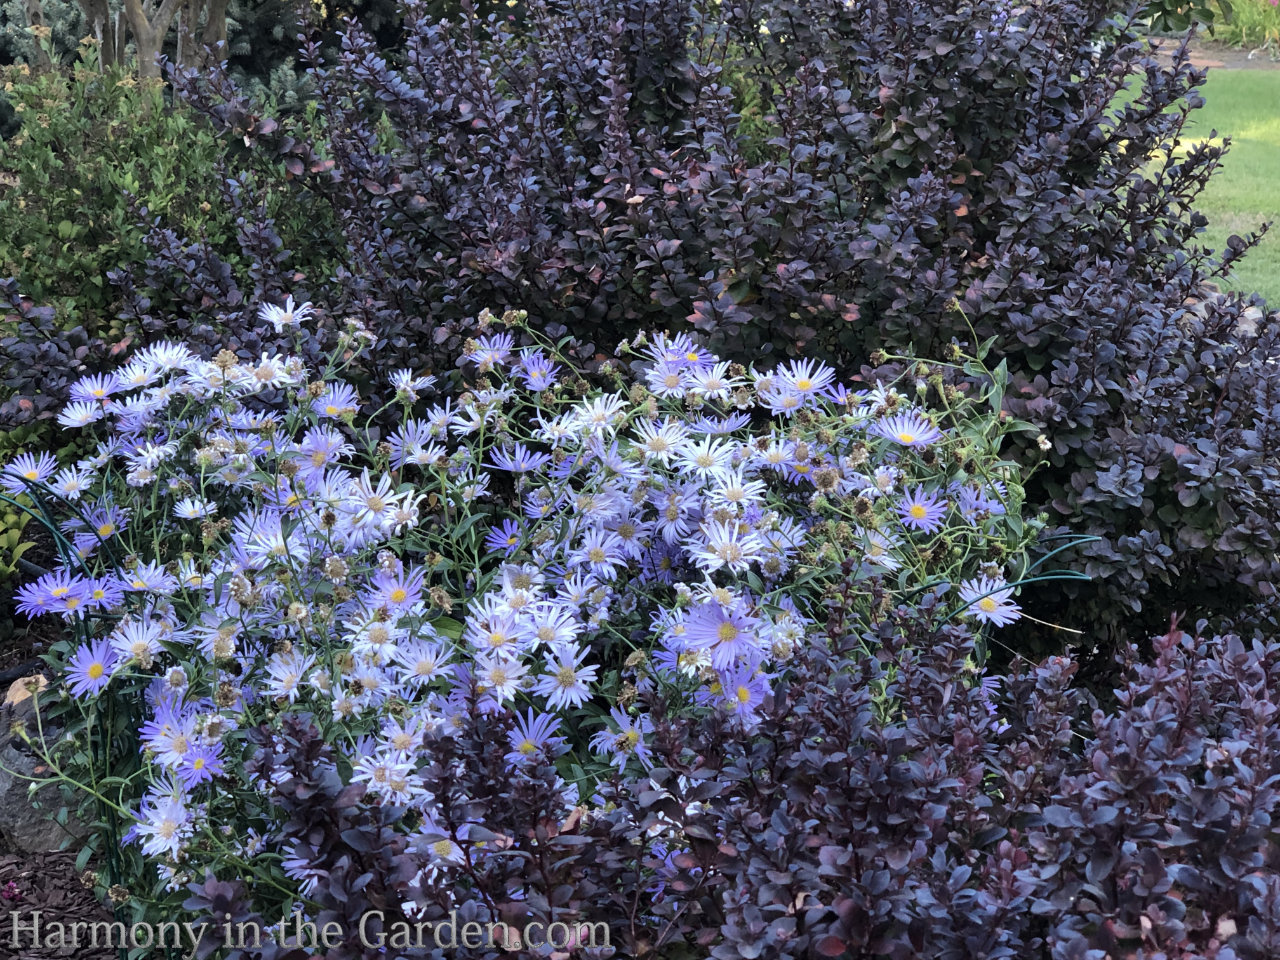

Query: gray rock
0 676 87 855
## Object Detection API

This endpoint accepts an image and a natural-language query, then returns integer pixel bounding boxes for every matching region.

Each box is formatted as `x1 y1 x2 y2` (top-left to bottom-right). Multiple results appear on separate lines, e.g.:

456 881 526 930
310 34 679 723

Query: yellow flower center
716 622 739 644
909 504 927 519
896 432 916 444
390 588 408 604
978 597 998 613
87 662 105 680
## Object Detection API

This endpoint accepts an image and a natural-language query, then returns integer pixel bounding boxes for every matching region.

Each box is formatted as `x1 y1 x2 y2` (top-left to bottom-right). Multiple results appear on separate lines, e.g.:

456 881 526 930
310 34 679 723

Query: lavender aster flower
957 575 1022 626
174 497 216 520
484 518 523 557
69 373 121 403
570 528 627 580
688 520 765 575
313 382 360 419
506 709 567 764
716 663 771 724
66 639 118 698
133 792 192 859
534 643 599 710
779 358 837 399
898 485 947 532
178 742 225 789
869 411 944 448
258 294 314 334
1 451 58 494
369 565 426 612
57 401 106 429
390 368 437 400
683 602 762 670
467 332 515 370
489 443 553 474
589 707 654 773
518 352 560 390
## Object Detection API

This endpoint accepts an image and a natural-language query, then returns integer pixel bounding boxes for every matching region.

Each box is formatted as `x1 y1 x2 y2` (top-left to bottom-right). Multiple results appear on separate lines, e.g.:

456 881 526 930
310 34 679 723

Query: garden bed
0 852 115 960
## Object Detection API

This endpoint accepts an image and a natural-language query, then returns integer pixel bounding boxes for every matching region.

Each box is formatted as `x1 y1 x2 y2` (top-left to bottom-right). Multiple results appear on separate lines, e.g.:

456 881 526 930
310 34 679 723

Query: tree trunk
122 0 186 79
113 10 128 67
133 24 161 78
201 0 228 59
174 0 203 68
23 0 52 71
75 0 120 69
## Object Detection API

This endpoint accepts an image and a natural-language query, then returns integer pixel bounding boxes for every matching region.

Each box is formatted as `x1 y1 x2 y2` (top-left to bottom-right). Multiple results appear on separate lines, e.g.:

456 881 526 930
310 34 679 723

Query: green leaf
433 616 464 640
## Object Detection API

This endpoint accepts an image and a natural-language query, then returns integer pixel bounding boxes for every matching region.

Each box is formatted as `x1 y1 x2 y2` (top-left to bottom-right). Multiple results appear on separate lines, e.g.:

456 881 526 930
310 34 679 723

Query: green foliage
1207 0 1280 49
0 423 40 593
1142 0 1229 33
0 0 94 67
0 52 227 334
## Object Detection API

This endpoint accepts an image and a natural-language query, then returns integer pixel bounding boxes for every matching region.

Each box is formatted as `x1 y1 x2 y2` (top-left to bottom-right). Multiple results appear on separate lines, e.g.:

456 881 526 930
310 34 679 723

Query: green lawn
1185 69 1280 304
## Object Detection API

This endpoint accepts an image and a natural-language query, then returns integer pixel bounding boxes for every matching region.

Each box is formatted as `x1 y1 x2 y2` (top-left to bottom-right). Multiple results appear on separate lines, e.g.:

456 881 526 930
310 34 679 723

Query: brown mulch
1155 36 1280 70
0 852 117 959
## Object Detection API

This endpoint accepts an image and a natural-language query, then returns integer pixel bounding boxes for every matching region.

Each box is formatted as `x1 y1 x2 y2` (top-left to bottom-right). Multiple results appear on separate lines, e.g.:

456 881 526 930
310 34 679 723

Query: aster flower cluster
2 308 1040 919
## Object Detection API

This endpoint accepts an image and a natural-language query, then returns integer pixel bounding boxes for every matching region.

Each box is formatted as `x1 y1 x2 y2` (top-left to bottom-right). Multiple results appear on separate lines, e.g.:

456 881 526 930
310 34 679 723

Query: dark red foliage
186 596 1280 959
683 599 1280 959
0 279 120 428
119 0 1280 638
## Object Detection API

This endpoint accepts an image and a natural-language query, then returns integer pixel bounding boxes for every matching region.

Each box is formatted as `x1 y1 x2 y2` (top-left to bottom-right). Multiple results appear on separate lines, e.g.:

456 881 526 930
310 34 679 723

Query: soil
0 852 117 959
